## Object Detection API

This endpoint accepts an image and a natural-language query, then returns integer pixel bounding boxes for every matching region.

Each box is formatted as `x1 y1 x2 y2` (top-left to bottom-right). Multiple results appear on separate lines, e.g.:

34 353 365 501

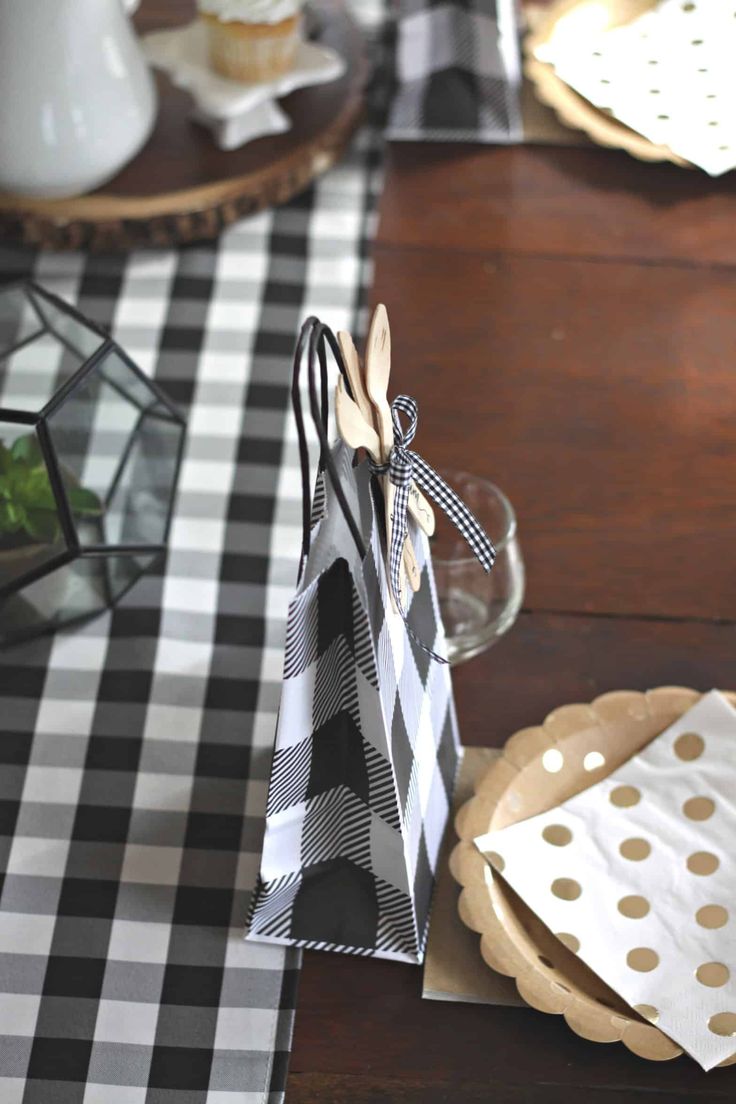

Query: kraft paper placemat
422 747 524 1006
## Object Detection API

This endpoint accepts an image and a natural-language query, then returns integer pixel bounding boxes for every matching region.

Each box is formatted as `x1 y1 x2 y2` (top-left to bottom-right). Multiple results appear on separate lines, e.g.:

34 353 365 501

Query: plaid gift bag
247 318 489 963
387 0 523 144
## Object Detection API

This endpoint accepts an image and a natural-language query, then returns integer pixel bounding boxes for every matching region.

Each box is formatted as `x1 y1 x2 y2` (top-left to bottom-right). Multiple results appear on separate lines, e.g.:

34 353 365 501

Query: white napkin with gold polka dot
475 689 736 1070
534 0 736 176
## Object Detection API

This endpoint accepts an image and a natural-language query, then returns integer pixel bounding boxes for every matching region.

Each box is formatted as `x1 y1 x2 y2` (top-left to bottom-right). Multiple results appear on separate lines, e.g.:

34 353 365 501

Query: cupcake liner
204 14 300 82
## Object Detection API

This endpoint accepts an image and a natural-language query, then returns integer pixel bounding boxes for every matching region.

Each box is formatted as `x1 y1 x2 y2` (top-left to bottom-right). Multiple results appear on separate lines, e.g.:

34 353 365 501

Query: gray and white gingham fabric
0 26 383 1102
387 0 523 143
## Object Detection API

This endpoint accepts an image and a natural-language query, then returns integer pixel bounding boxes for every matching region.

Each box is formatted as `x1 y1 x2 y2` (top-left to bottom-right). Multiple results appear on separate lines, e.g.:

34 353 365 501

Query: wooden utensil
364 304 420 611
338 330 374 428
335 377 421 594
338 329 435 539
335 374 382 459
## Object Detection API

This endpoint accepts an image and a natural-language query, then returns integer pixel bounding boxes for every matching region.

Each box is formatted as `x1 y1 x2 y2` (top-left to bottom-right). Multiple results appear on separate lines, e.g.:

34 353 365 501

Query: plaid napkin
387 0 523 142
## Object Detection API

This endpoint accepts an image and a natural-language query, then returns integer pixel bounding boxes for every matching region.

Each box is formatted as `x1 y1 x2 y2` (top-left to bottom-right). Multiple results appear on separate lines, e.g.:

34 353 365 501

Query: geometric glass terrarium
0 280 185 646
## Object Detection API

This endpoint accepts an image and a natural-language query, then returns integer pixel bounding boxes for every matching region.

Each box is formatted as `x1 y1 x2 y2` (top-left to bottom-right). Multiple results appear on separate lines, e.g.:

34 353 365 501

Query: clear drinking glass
432 471 524 665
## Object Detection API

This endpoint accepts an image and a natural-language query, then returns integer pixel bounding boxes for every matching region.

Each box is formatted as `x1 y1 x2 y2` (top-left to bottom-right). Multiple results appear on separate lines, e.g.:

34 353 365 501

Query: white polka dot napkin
534 0 736 176
475 689 736 1070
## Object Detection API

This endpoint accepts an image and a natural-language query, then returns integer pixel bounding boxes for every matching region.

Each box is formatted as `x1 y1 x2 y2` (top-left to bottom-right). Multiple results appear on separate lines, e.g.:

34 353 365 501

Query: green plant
0 434 102 548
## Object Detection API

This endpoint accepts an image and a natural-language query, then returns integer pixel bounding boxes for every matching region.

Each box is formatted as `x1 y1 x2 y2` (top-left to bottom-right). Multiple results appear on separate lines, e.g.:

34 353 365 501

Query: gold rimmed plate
524 0 691 168
450 686 736 1065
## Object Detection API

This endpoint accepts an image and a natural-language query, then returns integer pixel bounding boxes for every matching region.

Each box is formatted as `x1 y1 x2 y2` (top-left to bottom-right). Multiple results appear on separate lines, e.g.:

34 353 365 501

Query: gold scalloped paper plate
450 687 736 1066
524 0 691 168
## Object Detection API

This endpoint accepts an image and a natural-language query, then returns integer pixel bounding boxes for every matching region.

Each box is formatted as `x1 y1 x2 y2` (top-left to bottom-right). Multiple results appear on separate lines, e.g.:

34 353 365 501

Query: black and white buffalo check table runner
0 45 382 1104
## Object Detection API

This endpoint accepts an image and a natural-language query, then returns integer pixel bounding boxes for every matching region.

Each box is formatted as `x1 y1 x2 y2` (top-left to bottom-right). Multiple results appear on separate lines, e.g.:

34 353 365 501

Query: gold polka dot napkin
534 0 736 176
475 690 736 1070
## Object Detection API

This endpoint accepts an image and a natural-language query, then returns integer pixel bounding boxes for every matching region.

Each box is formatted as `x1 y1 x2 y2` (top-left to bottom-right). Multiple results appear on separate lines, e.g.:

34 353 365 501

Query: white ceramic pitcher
0 0 157 199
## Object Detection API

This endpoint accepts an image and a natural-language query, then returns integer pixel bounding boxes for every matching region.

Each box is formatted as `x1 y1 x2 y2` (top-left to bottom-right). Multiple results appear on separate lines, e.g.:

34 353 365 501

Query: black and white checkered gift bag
387 0 523 143
247 318 460 963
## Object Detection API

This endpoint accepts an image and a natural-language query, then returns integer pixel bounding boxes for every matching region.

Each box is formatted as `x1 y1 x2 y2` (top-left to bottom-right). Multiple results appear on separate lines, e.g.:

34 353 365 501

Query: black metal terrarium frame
0 279 186 640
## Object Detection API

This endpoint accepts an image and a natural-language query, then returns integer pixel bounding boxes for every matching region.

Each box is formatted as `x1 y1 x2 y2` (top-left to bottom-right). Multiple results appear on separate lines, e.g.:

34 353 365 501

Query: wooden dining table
129 1 736 1096
286 140 736 1101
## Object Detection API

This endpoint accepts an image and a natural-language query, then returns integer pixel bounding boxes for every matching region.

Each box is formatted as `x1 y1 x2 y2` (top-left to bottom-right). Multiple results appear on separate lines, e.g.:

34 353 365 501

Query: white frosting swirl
199 0 302 23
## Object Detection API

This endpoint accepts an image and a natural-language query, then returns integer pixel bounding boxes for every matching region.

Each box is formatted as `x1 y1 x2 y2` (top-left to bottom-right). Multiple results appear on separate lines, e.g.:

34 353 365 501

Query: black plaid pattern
387 0 523 142
0 23 384 1094
248 445 460 963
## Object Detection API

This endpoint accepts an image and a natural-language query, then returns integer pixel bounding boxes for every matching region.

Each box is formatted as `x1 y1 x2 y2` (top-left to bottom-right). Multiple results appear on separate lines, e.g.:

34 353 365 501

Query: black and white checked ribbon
369 395 496 662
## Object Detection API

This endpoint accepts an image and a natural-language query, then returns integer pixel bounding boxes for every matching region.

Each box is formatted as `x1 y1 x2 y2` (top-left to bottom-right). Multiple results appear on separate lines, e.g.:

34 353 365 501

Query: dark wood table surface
136 3 736 1098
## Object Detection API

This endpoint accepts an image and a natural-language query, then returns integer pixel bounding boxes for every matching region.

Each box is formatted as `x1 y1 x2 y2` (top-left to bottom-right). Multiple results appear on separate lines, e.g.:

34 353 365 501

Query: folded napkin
476 690 736 1070
535 0 736 175
387 0 522 143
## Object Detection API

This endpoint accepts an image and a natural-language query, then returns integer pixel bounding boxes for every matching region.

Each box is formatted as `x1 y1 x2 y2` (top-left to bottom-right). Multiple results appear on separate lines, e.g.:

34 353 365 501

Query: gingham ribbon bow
369 395 496 663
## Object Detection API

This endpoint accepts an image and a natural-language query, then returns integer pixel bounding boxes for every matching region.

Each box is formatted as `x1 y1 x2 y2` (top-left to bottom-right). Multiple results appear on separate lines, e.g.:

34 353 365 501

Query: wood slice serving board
0 0 366 252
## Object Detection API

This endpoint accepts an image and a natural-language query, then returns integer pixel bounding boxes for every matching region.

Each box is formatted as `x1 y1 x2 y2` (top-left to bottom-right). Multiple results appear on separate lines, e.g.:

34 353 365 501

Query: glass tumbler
431 471 524 665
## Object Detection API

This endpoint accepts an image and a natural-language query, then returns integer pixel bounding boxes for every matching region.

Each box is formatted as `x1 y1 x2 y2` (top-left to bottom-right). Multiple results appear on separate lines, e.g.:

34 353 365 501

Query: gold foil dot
542 748 564 773
618 895 650 919
683 796 715 821
487 851 505 873
687 851 719 876
697 962 730 988
627 947 659 972
709 1012 736 1037
696 905 728 929
556 932 580 953
551 878 582 901
542 824 572 847
674 732 704 761
583 751 606 772
620 838 651 861
610 785 640 808
634 1004 660 1024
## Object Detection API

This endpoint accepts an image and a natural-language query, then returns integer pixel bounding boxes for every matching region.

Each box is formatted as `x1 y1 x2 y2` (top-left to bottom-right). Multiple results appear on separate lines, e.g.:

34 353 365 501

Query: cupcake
198 0 303 83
